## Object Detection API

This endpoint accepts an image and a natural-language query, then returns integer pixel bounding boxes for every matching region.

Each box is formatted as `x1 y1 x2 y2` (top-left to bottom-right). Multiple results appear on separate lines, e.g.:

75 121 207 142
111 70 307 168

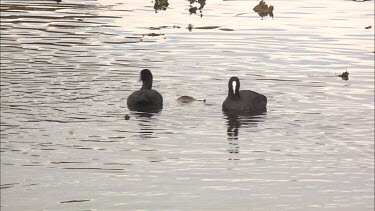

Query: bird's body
222 77 267 113
127 69 163 112
127 89 163 109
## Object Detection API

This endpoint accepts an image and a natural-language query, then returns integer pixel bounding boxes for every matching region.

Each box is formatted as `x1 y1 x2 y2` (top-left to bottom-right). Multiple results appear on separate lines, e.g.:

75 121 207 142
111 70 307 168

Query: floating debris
194 26 220 29
154 0 169 12
148 25 180 30
177 96 196 103
338 71 349 81
177 96 206 103
189 6 198 14
147 33 164 37
219 28 235 31
60 199 91 204
177 95 206 103
186 25 233 32
187 24 194 31
253 0 274 19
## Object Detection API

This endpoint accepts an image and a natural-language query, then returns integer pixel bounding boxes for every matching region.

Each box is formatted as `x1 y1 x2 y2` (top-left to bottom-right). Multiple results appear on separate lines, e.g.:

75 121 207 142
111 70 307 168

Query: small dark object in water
253 0 274 19
124 114 130 120
177 96 206 103
365 26 372 29
147 33 164 37
339 71 349 80
189 6 198 14
187 24 193 31
223 77 267 112
154 0 169 12
127 69 163 112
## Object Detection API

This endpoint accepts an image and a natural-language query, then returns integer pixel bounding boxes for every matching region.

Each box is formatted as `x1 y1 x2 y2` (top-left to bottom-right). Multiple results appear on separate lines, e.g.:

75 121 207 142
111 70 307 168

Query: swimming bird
127 69 163 112
222 77 267 113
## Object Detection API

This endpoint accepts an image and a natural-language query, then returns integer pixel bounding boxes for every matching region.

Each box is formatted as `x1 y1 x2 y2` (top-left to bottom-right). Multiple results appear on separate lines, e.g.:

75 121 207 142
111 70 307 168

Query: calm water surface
1 0 374 210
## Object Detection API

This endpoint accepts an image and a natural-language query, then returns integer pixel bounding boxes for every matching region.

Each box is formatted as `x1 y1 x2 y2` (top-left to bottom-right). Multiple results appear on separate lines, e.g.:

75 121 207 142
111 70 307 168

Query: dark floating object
177 96 206 103
124 114 130 120
222 77 267 113
189 6 198 14
60 199 90 204
187 24 194 31
253 0 274 19
154 0 169 12
127 69 163 112
194 26 220 29
147 33 164 37
148 25 180 30
338 71 349 81
365 25 372 29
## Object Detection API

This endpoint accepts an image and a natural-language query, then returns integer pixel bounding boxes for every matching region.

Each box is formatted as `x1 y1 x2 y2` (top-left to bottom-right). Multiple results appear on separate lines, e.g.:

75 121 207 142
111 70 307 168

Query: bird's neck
229 90 240 100
141 80 152 90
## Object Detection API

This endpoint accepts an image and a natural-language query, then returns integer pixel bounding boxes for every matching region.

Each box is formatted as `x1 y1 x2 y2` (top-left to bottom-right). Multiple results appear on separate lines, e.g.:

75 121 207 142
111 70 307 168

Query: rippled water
1 0 374 210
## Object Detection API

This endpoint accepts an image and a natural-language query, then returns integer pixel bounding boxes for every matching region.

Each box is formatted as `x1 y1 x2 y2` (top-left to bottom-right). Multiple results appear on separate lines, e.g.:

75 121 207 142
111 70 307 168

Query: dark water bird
127 69 163 112
365 25 372 29
339 71 349 80
177 96 206 103
222 77 267 113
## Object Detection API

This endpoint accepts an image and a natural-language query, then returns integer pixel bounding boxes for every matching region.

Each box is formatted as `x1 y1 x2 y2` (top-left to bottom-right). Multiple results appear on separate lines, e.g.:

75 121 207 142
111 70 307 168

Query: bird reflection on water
130 111 160 139
223 111 266 157
188 0 207 17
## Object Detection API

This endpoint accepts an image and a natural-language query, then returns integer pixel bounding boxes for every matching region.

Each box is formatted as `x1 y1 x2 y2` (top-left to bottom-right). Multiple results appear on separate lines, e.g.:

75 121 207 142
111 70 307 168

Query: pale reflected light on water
1 0 374 210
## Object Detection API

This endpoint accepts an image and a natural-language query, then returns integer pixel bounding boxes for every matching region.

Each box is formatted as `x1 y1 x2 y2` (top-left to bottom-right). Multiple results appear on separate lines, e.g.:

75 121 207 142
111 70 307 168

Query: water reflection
188 0 206 17
154 0 169 13
130 111 159 139
223 111 266 155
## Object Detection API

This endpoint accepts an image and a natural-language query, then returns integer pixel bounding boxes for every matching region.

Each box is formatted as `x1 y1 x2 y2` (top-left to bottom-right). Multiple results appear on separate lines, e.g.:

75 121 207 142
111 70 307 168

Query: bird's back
127 89 163 111
223 90 267 112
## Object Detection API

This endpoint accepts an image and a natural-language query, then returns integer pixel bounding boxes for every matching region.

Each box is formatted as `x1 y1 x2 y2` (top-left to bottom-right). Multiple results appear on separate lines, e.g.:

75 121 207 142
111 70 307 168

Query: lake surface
1 0 374 210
